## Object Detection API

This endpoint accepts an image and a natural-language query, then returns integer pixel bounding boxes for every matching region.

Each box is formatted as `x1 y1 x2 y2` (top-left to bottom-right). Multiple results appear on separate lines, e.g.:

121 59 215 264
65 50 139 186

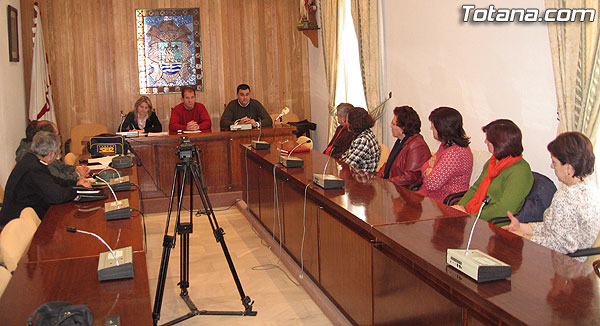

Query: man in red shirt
169 86 212 132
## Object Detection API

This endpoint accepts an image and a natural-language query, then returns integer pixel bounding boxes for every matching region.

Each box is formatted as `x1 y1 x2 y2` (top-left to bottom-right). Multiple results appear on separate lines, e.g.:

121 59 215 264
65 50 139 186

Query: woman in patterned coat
342 107 380 173
416 107 473 203
503 132 600 262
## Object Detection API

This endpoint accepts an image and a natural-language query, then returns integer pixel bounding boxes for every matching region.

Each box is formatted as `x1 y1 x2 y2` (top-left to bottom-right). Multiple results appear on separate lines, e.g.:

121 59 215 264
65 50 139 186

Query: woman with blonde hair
119 96 162 133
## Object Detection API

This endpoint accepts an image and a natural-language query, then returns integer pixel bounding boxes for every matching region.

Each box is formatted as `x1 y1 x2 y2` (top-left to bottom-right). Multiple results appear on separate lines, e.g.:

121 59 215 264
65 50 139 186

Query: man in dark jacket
1 132 90 226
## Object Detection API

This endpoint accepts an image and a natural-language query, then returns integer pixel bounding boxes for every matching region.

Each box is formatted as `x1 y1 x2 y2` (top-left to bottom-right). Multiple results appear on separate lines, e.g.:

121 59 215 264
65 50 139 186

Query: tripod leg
190 165 255 314
152 164 184 325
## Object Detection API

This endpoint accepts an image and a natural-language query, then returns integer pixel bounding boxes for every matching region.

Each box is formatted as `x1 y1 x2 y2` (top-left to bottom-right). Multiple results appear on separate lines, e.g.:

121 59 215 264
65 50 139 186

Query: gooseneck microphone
118 111 125 132
66 226 119 265
280 139 311 168
251 117 270 149
313 143 344 189
446 195 511 282
95 175 131 220
275 107 290 122
287 139 311 160
465 195 491 255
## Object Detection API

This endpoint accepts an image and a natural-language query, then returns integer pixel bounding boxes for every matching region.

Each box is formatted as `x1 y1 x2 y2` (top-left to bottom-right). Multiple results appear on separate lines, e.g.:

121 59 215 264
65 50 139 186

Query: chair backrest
19 207 41 229
69 123 109 156
0 266 11 298
271 112 300 124
470 150 491 186
514 172 557 223
377 143 390 171
0 218 36 271
296 136 313 149
586 232 600 265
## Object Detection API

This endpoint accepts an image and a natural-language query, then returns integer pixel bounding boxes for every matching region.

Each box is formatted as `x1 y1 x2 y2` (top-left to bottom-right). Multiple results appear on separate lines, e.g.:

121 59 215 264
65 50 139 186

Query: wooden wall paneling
257 158 277 240
372 245 463 325
245 155 260 218
21 0 310 143
282 182 319 281
319 207 373 325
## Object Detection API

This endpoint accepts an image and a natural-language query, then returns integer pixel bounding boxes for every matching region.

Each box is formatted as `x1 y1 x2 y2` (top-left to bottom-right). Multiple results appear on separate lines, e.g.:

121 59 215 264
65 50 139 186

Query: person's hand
248 118 258 127
186 120 199 131
239 116 251 124
75 165 90 178
76 179 92 188
451 205 467 213
502 211 520 233
428 154 436 168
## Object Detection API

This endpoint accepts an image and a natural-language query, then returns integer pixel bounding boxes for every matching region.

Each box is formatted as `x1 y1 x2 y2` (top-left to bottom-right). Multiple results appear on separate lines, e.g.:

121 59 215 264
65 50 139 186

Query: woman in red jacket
377 106 431 187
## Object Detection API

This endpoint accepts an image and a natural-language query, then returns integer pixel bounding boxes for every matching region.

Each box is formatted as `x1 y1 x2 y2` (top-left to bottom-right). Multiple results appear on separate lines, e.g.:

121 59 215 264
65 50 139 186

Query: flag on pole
29 3 56 123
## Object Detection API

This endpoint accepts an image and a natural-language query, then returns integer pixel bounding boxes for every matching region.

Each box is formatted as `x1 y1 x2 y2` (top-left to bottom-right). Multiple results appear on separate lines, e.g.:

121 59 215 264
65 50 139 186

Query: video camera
176 137 198 160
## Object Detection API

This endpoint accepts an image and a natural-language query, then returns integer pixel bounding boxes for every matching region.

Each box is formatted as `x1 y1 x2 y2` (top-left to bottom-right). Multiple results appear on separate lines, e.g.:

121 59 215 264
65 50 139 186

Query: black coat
119 111 162 133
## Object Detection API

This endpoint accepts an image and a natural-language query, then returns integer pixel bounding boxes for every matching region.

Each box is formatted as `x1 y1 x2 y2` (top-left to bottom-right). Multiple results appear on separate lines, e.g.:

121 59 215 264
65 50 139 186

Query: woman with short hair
342 107 380 173
376 106 431 187
416 107 473 203
503 132 600 261
119 96 162 133
454 119 533 220
324 103 354 159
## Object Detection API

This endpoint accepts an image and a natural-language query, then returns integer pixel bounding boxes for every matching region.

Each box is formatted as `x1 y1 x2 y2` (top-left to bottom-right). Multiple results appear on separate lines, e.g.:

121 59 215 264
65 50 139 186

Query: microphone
465 195 491 254
313 144 344 189
91 168 131 192
279 139 311 168
275 107 290 122
118 111 125 132
446 195 512 282
95 175 131 220
251 117 270 150
66 227 134 281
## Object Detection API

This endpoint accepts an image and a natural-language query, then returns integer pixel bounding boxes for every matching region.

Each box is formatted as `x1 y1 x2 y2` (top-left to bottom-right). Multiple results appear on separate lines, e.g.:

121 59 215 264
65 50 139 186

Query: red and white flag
29 3 56 123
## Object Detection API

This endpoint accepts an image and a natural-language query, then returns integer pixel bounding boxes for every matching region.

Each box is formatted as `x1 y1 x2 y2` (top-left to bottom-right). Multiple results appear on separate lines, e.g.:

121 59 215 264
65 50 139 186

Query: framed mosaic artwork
136 8 203 94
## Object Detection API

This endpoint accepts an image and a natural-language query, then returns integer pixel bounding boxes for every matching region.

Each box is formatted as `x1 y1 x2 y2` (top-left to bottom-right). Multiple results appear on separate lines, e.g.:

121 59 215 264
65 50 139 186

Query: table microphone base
105 199 131 220
313 174 344 189
446 249 511 283
251 140 270 150
109 176 131 192
98 246 134 281
280 155 304 168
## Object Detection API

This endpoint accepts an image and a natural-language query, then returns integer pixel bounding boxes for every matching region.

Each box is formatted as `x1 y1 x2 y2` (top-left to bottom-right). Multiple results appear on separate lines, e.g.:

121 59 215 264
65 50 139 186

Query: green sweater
458 158 533 221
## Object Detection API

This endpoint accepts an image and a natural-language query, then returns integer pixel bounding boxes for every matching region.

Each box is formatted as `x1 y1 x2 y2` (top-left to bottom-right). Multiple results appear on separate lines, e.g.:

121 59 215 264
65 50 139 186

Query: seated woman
0 132 90 227
416 107 473 203
342 107 380 173
377 106 431 187
324 103 354 160
119 96 162 133
454 119 533 220
503 132 600 261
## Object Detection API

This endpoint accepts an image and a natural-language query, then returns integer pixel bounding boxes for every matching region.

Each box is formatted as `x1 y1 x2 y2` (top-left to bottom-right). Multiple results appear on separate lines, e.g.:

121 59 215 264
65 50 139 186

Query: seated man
1 131 91 227
220 84 272 130
16 120 89 182
169 86 212 132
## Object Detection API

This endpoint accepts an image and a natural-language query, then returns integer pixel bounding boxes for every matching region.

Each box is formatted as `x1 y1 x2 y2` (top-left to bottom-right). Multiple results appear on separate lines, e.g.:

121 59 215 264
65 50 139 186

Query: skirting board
236 201 352 326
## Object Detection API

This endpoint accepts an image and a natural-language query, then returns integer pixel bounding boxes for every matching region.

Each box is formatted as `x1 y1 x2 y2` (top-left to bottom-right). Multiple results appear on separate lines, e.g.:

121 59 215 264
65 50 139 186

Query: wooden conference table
242 145 600 325
126 126 296 199
0 166 153 325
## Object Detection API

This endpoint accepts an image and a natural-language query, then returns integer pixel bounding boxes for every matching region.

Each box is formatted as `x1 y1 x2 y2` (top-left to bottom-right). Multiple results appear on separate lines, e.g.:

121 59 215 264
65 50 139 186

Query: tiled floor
145 207 333 325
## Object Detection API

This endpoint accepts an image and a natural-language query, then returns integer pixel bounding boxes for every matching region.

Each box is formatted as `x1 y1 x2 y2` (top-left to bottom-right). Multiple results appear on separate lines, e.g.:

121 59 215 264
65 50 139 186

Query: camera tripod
152 142 257 326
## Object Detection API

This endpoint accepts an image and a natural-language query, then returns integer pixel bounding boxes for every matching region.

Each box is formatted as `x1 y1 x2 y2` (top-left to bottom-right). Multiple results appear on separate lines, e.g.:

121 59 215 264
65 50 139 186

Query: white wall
0 0 27 187
379 0 559 181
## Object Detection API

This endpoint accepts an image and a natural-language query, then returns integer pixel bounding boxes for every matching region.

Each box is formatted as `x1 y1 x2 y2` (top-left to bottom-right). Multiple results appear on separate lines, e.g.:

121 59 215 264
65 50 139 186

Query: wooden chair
377 143 390 171
0 266 11 298
68 123 109 157
19 207 41 229
271 112 300 124
296 136 313 149
0 218 36 272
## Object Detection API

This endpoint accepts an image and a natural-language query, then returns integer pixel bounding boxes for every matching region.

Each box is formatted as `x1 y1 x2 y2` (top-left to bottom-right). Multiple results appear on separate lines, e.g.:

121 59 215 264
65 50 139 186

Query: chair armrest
443 191 466 206
407 181 423 191
488 216 510 226
568 247 600 258
64 138 71 154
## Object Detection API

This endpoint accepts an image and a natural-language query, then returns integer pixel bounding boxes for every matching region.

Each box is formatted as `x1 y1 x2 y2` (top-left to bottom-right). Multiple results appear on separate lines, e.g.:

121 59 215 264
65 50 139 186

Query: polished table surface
0 165 153 324
374 217 600 326
0 252 151 326
243 145 600 325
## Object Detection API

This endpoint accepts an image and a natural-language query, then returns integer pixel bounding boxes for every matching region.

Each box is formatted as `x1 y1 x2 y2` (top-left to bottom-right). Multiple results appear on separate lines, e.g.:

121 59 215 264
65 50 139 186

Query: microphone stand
251 118 270 149
279 139 311 168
